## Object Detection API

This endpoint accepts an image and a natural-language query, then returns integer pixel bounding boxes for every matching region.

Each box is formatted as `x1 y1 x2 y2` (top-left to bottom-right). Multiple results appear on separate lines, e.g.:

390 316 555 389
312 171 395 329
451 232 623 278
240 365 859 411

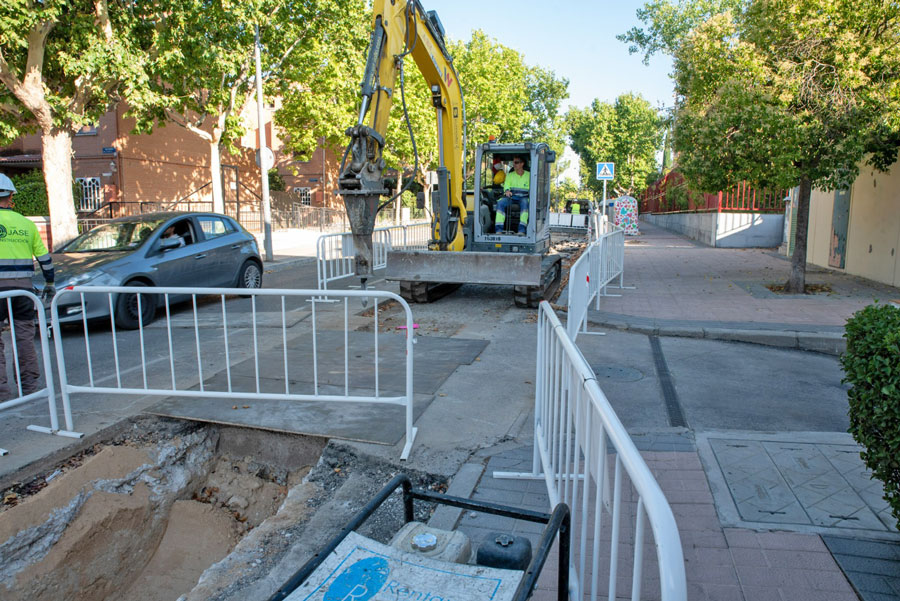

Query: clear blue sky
425 0 675 111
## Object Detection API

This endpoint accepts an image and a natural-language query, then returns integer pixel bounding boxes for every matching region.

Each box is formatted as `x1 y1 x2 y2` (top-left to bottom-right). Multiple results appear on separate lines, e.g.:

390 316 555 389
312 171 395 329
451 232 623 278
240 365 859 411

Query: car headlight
65 270 104 287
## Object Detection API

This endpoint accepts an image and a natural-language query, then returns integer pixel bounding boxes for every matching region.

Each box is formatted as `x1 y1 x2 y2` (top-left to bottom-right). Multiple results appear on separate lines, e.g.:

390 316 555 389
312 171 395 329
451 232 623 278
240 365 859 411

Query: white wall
642 212 717 246
642 212 784 248
716 213 785 248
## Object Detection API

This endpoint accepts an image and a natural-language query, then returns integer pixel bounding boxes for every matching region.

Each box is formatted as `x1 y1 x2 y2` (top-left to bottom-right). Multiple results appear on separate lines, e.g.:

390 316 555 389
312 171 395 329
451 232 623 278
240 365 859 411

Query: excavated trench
0 417 327 601
1 417 446 601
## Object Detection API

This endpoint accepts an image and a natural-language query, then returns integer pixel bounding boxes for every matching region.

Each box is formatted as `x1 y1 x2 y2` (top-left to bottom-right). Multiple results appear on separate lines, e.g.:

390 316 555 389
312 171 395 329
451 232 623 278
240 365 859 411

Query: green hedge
10 170 50 216
9 170 82 216
842 303 900 529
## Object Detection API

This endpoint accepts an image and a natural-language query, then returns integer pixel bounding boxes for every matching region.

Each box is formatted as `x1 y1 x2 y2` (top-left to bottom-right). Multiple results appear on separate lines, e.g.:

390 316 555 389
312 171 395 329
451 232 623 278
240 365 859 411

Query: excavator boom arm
338 0 467 281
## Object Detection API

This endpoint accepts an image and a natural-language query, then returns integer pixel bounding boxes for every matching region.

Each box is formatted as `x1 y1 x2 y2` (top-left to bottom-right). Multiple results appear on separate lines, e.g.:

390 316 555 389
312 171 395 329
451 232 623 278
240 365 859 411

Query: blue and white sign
596 162 614 180
287 532 522 601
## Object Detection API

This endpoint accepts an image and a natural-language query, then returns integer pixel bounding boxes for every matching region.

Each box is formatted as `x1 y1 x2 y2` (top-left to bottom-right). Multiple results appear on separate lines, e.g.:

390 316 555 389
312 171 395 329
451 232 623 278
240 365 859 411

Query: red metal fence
641 171 785 214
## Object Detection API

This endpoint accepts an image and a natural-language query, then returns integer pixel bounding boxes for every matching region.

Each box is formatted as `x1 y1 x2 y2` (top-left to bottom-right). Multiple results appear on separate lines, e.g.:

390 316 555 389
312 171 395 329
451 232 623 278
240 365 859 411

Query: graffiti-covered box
614 196 640 235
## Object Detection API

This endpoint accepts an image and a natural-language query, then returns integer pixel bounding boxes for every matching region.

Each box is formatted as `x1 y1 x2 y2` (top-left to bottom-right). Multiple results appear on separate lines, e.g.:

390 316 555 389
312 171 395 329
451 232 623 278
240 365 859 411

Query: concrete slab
144 334 487 446
145 309 311 329
697 430 900 540
145 391 435 446
183 331 488 396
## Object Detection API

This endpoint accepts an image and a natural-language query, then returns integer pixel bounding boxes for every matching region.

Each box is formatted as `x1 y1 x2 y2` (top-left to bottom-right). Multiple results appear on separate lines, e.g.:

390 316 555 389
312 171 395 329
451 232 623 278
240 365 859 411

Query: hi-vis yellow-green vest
0 208 54 282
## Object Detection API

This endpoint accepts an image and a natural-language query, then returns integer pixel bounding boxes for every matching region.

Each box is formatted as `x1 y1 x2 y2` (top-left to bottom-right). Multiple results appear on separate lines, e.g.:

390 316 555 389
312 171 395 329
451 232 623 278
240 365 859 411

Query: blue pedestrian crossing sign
596 162 615 180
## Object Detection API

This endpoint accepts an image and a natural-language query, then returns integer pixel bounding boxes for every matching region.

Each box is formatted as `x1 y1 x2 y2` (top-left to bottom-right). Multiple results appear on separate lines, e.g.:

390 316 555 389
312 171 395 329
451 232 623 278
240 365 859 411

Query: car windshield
63 219 169 252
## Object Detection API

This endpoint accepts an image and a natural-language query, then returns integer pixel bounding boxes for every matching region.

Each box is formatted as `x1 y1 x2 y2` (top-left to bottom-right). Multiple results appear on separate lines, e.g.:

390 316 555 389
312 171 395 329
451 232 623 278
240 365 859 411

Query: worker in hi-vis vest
495 155 530 234
0 174 55 398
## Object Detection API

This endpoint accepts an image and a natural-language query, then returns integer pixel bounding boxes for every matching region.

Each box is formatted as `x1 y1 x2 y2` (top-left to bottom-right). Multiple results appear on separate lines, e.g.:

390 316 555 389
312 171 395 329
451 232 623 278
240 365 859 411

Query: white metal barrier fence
588 213 616 242
316 228 394 291
316 222 431 290
497 302 687 601
0 290 81 455
50 287 419 459
550 212 590 230
567 226 628 340
400 221 432 250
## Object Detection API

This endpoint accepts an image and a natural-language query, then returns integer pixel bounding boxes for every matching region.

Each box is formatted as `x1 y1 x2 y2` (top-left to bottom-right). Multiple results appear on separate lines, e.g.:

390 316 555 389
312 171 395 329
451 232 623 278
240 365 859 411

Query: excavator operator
495 155 530 235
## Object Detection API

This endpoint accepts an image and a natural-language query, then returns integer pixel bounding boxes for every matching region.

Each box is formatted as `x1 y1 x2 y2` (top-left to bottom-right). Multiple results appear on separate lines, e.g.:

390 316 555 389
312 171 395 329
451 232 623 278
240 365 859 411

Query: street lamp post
255 24 274 262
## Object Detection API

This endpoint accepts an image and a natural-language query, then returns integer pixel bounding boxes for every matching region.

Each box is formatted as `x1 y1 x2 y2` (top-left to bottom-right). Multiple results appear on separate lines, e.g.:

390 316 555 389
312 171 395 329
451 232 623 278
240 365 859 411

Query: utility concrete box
285 531 524 601
390 521 472 564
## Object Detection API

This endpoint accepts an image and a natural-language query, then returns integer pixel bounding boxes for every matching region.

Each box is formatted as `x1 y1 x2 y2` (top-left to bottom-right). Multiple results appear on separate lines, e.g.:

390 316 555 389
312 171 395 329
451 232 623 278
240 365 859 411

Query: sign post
595 162 614 218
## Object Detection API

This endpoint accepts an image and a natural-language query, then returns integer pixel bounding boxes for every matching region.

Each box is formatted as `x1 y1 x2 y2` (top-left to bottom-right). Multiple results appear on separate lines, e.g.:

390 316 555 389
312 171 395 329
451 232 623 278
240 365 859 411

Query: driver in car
495 155 529 235
161 225 185 248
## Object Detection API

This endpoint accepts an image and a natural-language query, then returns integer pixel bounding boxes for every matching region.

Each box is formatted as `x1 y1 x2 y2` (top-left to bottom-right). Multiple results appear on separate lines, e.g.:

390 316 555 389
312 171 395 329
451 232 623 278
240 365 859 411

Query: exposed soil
0 418 324 601
119 500 240 601
548 236 589 304
765 282 834 295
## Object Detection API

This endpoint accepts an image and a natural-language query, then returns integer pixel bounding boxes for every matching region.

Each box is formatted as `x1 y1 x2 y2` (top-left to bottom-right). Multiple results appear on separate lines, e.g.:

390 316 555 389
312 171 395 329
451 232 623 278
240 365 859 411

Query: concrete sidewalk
583 221 900 355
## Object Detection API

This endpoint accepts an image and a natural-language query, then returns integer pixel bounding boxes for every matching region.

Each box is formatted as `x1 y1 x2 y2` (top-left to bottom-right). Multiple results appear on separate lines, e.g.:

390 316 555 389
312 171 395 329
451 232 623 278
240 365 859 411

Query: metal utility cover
386 251 542 286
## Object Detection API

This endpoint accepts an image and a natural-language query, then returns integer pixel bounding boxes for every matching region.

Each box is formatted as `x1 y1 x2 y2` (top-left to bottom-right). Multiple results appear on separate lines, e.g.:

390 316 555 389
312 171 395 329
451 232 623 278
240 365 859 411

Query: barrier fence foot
400 426 418 461
492 470 546 480
27 424 84 439
494 471 588 482
0 448 7 456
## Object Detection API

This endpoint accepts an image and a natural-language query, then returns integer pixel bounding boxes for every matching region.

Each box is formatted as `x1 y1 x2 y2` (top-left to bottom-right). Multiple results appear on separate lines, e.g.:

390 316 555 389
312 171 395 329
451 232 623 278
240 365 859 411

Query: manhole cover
590 364 644 382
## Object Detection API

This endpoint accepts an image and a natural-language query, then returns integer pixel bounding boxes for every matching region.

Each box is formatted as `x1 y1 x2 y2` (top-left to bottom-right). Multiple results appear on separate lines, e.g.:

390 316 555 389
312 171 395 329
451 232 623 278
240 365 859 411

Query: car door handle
194 253 208 259
231 244 242 249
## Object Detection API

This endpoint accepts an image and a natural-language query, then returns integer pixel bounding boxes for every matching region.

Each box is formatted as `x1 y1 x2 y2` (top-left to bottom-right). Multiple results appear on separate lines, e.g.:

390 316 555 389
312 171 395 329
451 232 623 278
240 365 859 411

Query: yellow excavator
338 0 561 307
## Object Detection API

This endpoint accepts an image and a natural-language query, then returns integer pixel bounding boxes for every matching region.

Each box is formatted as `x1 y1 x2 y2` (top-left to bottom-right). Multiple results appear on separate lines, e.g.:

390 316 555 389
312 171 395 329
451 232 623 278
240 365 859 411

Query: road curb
262 255 316 274
586 316 846 355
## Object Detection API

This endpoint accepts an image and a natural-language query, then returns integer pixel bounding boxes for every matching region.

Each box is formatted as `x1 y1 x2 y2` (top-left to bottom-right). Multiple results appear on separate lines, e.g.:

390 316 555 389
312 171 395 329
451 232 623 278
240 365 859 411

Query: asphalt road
1 258 851 481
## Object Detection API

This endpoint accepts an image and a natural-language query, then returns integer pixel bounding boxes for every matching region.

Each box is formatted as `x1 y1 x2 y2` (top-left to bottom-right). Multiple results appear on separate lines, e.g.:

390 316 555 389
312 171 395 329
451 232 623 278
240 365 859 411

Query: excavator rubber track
514 254 562 308
399 281 462 303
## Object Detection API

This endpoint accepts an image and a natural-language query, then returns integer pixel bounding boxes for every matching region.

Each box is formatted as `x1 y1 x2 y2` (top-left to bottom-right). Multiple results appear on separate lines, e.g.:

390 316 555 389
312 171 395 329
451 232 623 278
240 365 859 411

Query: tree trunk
785 175 812 293
42 128 79 250
209 141 224 213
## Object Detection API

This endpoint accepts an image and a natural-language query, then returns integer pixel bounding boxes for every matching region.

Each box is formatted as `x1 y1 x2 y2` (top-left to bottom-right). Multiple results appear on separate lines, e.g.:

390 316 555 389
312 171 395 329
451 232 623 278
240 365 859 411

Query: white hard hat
0 174 15 197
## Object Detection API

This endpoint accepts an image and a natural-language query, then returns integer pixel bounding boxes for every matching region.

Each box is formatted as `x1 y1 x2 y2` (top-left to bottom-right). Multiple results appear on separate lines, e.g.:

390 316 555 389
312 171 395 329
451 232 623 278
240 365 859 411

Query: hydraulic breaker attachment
338 124 389 281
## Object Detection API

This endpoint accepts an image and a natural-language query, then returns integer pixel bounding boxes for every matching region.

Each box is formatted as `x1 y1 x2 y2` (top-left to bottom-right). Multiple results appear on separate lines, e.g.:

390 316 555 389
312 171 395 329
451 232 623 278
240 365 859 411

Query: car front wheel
237 260 263 290
114 282 158 329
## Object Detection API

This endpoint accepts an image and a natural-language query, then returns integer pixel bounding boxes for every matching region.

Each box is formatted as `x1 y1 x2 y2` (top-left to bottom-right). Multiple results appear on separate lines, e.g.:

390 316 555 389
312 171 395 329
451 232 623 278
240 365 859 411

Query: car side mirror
159 237 183 251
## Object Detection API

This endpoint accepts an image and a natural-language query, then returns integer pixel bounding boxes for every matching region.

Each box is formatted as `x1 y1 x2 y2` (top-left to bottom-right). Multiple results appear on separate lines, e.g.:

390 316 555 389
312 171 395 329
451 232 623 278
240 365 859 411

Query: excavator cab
386 140 562 307
470 142 554 256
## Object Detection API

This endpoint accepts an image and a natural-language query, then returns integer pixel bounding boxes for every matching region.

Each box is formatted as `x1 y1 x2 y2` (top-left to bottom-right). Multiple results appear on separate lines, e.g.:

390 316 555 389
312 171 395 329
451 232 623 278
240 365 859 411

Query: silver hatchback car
39 212 263 328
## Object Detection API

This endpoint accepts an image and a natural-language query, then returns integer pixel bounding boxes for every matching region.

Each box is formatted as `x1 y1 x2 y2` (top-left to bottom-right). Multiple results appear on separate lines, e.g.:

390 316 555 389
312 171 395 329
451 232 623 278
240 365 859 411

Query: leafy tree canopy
567 93 663 197
0 0 153 141
617 0 747 63
375 29 569 183
636 0 900 292
0 0 156 246
275 0 370 160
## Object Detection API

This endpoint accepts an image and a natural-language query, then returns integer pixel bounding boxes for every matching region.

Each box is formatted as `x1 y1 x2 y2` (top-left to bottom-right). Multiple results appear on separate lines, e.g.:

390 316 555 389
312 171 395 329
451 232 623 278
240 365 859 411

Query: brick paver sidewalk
463 445 858 601
593 221 898 328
